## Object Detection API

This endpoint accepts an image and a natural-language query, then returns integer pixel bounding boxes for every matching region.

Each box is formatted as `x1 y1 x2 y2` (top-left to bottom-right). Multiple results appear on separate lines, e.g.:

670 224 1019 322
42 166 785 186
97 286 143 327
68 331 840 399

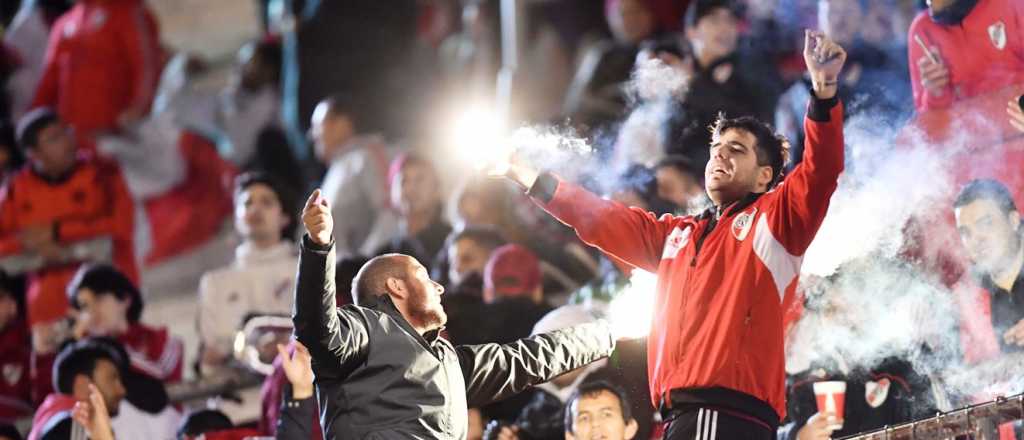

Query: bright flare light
609 270 658 339
450 106 509 171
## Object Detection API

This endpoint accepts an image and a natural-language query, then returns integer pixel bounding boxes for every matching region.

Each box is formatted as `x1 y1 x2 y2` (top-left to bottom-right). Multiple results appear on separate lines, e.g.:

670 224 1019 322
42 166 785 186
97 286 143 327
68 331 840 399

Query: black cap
15 107 59 150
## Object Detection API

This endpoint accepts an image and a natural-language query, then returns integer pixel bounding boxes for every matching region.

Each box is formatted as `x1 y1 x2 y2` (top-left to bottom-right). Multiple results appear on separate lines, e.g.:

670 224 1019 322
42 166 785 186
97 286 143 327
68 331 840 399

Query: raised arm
501 164 681 273
292 190 369 379
456 320 615 407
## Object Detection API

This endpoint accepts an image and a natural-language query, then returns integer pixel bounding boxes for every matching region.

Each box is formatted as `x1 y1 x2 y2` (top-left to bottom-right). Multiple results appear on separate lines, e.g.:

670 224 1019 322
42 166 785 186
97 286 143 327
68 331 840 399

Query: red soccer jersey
119 323 183 383
908 0 1024 112
0 157 137 326
533 100 844 420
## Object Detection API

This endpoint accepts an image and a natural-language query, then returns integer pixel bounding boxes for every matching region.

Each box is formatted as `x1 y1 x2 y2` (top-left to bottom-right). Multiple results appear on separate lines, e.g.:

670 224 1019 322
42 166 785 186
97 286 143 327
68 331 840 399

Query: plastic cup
813 381 846 430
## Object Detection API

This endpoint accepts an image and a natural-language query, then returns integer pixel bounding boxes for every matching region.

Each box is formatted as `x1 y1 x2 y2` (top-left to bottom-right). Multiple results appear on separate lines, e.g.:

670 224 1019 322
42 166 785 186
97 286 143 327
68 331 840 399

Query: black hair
684 0 739 29
0 423 22 440
67 264 143 323
564 381 634 434
954 179 1018 215
710 114 788 189
176 409 234 440
233 171 299 240
53 338 124 394
253 39 283 86
445 226 508 253
656 154 704 184
15 107 60 151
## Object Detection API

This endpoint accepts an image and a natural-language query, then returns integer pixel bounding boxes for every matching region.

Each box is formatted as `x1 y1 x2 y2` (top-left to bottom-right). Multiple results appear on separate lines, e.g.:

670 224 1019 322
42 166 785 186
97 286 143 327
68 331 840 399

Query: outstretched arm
457 320 615 407
292 190 369 379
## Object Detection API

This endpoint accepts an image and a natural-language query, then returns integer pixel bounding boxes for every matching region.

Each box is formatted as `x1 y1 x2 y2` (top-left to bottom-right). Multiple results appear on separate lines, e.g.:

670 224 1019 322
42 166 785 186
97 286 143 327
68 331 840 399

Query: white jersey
197 241 299 356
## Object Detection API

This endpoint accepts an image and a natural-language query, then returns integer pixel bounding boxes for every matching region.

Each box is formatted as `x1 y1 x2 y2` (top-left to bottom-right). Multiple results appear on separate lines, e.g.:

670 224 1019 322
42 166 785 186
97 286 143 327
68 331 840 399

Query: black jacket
292 236 615 439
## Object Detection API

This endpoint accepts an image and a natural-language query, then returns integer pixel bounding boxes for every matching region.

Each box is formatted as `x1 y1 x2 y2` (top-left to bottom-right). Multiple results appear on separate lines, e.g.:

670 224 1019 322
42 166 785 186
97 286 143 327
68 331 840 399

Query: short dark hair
954 179 1018 215
710 114 788 189
177 409 233 440
67 264 143 323
53 338 124 394
684 0 739 29
445 226 507 253
564 381 633 434
656 154 704 184
234 171 298 239
253 39 283 86
15 107 60 150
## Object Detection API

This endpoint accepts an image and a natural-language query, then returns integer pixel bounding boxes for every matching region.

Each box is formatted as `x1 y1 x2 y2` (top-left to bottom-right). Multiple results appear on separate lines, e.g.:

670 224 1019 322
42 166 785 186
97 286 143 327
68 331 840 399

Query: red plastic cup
813 381 846 430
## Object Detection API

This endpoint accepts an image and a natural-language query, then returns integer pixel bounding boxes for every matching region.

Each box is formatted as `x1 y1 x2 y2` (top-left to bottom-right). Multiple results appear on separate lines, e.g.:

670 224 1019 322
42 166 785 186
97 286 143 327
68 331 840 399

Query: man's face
449 238 491 286
656 166 703 211
310 104 354 163
608 0 655 44
818 0 862 45
955 199 1021 275
401 258 447 330
74 288 129 336
392 162 440 217
75 359 126 417
29 123 76 177
566 391 637 440
687 8 739 62
235 183 289 244
705 128 771 206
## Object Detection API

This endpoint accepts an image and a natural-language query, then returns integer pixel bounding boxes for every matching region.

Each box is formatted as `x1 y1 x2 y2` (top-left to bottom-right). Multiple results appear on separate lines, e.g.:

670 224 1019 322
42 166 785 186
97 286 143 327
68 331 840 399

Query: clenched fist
303 189 333 245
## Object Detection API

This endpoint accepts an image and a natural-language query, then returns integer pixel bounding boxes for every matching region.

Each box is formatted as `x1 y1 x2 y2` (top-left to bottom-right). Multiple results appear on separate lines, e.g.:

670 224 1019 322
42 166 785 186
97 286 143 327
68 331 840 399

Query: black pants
664 407 776 440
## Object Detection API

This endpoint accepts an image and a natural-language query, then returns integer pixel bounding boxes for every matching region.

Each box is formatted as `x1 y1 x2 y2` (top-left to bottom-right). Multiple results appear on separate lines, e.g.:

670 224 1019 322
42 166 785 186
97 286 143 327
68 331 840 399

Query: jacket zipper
690 214 719 267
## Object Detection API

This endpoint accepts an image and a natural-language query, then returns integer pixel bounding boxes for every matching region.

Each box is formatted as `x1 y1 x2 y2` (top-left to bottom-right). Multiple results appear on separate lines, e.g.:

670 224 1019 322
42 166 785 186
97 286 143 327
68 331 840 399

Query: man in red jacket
30 0 161 139
500 31 847 439
908 0 1024 112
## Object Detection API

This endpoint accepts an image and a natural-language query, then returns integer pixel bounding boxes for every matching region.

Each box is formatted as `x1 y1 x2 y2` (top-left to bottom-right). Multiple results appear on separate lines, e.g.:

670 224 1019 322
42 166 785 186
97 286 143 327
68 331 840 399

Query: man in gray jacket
293 188 616 439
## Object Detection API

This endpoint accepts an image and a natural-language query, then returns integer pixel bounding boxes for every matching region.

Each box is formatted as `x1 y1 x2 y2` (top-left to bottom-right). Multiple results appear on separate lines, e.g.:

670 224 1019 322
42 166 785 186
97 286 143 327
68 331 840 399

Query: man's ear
757 165 774 190
624 418 639 440
385 277 407 300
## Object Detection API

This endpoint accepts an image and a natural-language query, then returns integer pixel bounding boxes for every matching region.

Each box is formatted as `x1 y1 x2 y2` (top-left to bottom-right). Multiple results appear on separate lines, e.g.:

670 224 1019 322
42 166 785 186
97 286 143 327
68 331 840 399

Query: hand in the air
303 189 333 245
278 342 315 399
803 30 847 99
71 383 115 440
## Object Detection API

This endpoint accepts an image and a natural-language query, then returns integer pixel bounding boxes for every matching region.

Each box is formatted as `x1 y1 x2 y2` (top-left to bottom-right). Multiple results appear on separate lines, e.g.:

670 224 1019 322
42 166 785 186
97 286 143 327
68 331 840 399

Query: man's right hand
917 49 949 97
797 412 839 440
488 150 540 190
303 189 333 245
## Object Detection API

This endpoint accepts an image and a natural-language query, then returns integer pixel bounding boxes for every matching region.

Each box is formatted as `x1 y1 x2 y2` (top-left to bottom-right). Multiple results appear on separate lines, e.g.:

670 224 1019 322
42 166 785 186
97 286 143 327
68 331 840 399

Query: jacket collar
698 192 763 222
363 294 444 351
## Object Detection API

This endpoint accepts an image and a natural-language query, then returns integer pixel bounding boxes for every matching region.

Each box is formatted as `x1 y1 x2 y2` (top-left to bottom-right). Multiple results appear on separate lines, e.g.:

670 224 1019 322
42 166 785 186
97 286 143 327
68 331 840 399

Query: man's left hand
1003 318 1024 346
804 30 847 100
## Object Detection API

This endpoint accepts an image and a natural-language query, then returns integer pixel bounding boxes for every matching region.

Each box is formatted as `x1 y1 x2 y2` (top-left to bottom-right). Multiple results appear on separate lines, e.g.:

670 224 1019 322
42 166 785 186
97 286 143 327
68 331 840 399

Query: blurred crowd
0 0 1022 439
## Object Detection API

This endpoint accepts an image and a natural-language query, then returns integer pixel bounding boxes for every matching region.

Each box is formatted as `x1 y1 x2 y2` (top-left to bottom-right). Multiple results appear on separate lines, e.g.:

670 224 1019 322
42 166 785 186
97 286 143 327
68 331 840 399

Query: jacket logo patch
989 21 1007 50
865 378 891 408
662 227 692 260
731 208 757 241
3 363 22 386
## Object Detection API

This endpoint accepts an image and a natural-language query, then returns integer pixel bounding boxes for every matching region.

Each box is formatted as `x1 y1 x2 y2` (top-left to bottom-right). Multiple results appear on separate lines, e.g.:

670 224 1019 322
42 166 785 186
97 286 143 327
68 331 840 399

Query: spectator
67 265 183 383
482 244 552 343
952 180 1024 362
3 0 73 120
654 155 706 213
310 94 397 258
442 226 507 294
564 381 639 440
0 273 31 423
908 0 1024 112
666 0 780 166
375 153 451 270
563 0 659 126
776 0 912 164
30 0 163 138
0 109 135 399
27 339 126 440
197 172 298 376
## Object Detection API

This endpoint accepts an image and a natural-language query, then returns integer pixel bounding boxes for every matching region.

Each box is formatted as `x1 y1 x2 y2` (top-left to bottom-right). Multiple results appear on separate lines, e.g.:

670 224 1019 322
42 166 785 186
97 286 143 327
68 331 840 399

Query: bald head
351 254 414 306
